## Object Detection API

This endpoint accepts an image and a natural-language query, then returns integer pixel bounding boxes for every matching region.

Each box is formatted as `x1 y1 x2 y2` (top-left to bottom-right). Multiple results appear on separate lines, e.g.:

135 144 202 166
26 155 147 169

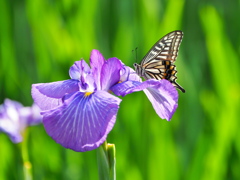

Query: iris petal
101 58 122 91
128 67 142 82
110 80 141 96
143 81 178 121
31 80 79 110
112 79 178 120
42 90 121 152
90 50 105 90
69 60 91 80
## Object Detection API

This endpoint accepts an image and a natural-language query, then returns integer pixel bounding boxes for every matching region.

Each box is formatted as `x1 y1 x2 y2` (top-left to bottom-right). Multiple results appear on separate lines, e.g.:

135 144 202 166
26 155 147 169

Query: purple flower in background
32 49 178 152
0 99 42 143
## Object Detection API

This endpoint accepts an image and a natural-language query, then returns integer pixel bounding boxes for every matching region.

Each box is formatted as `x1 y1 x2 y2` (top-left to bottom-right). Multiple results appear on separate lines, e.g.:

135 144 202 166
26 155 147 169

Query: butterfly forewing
134 30 185 93
141 31 183 65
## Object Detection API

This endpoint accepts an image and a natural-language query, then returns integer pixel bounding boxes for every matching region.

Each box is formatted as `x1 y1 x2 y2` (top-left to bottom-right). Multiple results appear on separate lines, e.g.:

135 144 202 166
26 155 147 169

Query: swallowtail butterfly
133 30 185 93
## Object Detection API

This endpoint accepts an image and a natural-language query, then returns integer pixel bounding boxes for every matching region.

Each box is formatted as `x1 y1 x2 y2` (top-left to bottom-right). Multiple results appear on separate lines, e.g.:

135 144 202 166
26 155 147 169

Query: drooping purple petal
111 79 178 120
90 50 105 90
111 79 166 96
101 58 122 91
42 90 121 152
69 60 91 80
110 80 142 96
110 66 142 96
143 81 178 121
31 80 79 110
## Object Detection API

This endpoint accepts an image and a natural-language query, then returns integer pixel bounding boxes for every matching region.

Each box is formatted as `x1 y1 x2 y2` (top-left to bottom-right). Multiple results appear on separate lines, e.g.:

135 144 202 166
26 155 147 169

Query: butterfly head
133 63 138 68
133 63 142 77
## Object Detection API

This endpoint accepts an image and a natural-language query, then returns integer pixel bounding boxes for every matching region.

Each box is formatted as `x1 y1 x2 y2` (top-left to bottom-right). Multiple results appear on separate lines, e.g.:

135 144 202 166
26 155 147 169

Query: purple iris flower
0 99 42 143
31 49 178 152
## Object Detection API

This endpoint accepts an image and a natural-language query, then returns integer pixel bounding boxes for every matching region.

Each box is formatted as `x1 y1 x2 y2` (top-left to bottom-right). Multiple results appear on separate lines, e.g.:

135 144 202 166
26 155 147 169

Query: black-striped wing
134 30 185 93
141 30 183 65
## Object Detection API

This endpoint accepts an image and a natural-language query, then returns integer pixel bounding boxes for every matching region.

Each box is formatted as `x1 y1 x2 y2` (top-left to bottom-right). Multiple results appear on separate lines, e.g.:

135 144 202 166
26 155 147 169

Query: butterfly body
133 30 185 93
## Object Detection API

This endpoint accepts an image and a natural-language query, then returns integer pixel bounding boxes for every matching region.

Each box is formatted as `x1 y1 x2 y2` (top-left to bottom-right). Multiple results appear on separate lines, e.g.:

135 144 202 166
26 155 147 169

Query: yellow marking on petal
84 92 93 97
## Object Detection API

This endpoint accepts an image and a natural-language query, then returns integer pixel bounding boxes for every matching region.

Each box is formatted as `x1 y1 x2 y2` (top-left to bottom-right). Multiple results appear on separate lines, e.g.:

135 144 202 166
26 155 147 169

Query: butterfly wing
139 30 185 93
141 30 183 66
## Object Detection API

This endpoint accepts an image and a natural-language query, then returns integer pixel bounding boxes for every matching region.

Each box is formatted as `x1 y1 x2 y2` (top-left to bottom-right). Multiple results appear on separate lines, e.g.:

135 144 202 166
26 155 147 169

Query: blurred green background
0 0 240 179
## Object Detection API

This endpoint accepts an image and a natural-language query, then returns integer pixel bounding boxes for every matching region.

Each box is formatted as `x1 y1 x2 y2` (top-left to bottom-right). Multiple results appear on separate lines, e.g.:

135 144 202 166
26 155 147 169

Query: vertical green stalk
97 141 116 180
20 129 32 180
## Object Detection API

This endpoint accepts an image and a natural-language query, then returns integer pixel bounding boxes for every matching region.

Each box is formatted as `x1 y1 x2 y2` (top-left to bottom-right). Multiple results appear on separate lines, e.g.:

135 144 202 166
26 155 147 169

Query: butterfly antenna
132 47 138 63
135 47 138 63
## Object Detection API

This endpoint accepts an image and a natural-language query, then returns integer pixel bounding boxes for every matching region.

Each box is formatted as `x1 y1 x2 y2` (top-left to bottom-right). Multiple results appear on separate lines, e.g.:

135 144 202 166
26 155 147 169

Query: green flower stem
97 141 116 180
20 129 32 180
